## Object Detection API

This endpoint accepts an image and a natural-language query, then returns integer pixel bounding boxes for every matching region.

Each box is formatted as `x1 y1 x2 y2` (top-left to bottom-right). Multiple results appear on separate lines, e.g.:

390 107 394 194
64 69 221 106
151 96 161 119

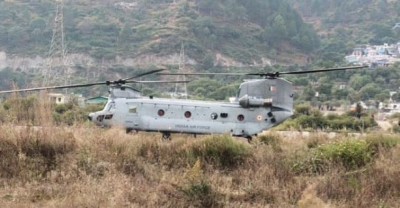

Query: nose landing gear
162 132 171 141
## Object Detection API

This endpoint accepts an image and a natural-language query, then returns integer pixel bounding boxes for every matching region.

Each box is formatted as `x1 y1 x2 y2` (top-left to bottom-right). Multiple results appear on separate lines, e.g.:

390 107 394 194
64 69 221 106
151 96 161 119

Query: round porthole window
158 109 165 117
184 111 192 118
237 114 244 121
211 113 218 120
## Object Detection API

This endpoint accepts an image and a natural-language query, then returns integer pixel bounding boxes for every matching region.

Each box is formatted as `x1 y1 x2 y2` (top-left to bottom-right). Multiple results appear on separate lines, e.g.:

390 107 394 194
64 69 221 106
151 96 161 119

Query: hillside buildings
345 43 400 67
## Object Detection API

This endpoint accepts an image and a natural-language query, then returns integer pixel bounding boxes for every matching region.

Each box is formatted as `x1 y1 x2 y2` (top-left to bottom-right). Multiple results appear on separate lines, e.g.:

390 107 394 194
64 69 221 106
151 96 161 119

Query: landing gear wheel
126 128 133 134
162 132 171 141
246 136 252 143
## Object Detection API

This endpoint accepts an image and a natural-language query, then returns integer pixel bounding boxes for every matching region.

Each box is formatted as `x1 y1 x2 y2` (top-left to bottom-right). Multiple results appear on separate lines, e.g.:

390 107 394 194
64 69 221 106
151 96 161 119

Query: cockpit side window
129 106 137 113
236 87 241 98
108 102 115 111
103 101 115 111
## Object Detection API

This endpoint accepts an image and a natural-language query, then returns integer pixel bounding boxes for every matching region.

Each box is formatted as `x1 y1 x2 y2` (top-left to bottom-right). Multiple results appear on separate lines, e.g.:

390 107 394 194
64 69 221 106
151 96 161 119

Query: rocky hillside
289 0 400 44
0 0 319 75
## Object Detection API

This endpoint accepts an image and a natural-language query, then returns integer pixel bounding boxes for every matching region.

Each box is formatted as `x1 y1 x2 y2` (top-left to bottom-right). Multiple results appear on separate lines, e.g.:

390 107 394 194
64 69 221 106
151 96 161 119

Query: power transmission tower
43 0 70 88
174 43 188 99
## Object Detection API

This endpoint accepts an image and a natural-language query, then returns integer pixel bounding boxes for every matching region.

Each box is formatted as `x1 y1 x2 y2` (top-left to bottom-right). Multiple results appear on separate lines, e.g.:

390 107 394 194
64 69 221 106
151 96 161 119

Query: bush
0 138 19 178
293 139 373 174
0 126 76 180
187 136 251 169
17 128 77 178
319 140 372 170
257 133 282 152
182 181 219 208
281 111 377 132
366 134 400 155
296 113 328 130
295 104 311 116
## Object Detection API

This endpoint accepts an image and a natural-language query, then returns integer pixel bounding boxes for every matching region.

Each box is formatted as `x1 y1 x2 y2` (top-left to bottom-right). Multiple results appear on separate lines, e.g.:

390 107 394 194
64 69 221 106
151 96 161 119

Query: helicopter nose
88 113 94 121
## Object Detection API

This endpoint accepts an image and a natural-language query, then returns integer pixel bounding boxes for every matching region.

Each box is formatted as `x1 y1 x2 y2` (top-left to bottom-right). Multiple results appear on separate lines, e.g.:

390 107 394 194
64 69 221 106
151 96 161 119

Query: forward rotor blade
126 80 191 84
0 82 107 94
123 68 166 81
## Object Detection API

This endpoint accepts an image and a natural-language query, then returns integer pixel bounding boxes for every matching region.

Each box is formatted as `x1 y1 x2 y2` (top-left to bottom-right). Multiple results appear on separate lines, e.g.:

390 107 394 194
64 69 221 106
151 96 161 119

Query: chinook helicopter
0 66 367 141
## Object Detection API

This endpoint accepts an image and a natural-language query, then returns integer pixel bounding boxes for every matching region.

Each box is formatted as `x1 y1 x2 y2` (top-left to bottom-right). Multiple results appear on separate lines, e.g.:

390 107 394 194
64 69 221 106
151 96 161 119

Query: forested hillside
1 0 400 103
0 0 318 66
289 0 400 64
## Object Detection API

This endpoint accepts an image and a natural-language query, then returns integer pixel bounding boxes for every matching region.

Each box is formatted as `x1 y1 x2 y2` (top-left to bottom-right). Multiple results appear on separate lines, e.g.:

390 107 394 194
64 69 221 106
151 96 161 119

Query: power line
43 0 71 91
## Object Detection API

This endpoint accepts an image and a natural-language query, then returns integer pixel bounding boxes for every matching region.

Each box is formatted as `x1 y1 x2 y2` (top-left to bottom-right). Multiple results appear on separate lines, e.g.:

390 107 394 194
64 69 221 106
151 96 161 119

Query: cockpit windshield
103 100 115 111
109 86 141 99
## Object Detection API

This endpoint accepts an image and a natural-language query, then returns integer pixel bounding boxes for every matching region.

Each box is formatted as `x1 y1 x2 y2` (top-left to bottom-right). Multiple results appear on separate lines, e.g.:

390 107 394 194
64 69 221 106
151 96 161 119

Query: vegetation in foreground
0 124 400 207
1 126 400 207
0 99 400 207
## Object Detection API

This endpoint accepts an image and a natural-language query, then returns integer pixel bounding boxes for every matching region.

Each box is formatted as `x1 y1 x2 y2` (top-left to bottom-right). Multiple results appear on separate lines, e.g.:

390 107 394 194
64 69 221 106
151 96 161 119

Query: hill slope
289 0 400 45
0 0 319 68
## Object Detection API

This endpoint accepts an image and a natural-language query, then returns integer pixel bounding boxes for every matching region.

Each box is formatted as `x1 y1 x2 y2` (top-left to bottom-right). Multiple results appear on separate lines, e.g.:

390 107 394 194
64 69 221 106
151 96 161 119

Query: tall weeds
0 96 400 207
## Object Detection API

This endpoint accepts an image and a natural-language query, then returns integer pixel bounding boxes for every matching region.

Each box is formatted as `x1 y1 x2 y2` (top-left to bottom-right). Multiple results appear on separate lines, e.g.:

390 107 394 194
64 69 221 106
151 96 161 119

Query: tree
355 102 362 119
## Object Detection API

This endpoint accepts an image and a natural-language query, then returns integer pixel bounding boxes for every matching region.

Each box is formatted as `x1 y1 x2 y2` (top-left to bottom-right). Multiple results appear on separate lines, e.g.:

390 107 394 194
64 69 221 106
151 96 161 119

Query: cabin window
184 111 192 118
237 114 244 121
220 113 228 118
105 114 113 120
158 109 165 117
211 113 218 120
97 115 105 122
129 106 137 113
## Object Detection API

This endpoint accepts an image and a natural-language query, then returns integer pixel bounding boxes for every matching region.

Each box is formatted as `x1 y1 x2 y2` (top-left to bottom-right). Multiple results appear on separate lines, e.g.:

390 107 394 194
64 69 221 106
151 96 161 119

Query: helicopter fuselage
90 97 292 137
88 78 294 138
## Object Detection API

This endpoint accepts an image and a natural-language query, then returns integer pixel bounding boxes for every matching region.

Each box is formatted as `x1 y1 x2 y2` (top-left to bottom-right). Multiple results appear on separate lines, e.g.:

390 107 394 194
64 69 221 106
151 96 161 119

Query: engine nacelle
239 95 272 108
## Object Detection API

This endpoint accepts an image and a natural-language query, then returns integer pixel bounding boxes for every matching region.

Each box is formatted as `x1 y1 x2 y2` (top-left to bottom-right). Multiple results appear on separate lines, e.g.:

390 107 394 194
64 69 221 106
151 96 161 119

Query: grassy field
0 99 400 207
1 123 400 207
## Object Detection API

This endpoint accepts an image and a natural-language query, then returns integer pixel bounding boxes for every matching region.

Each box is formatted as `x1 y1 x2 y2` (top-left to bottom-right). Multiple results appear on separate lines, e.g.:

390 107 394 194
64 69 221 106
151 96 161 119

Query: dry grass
1 99 400 207
2 127 399 207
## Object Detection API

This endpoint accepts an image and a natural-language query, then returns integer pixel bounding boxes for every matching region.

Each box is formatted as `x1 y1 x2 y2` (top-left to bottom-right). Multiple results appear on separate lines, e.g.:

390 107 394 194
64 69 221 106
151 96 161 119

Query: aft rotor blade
246 65 368 78
279 65 368 75
126 80 191 84
158 72 249 76
0 82 106 94
123 68 166 81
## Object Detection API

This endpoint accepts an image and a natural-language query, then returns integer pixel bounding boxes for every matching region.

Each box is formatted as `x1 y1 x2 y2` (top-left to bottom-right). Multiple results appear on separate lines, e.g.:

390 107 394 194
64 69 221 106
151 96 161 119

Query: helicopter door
125 105 140 128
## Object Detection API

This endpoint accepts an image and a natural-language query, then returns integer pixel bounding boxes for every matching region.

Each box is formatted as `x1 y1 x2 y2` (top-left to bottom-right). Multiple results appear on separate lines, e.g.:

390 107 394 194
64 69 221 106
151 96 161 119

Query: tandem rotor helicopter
0 65 367 141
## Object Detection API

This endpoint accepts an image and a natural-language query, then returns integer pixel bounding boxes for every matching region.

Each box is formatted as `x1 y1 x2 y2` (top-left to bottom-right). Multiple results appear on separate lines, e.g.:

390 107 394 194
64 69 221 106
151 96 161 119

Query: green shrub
187 136 251 169
318 140 372 170
295 104 311 116
0 138 19 178
281 112 377 132
306 134 329 149
182 181 219 208
296 113 328 130
257 133 282 152
366 134 400 155
392 125 400 133
17 128 76 175
293 139 373 174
